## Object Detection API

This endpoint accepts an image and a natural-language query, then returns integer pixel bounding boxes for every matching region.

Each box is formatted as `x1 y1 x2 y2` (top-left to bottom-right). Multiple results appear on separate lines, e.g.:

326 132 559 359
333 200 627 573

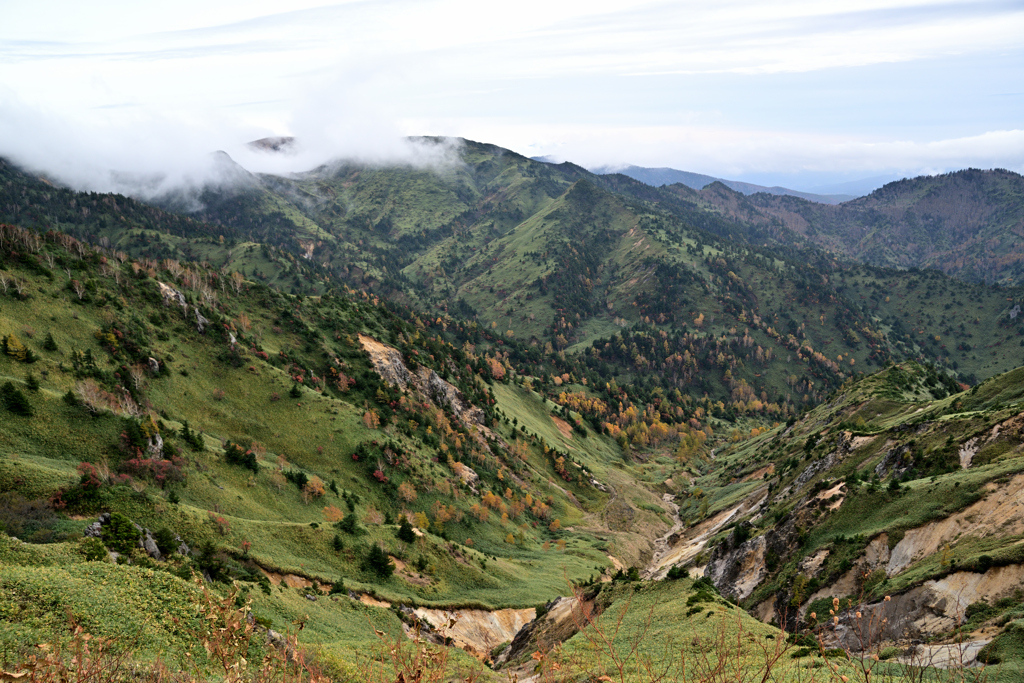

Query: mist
0 87 464 207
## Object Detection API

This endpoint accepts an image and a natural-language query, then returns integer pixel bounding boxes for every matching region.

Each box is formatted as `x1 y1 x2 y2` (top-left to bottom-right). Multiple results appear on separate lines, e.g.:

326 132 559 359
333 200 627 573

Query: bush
102 512 140 554
153 527 178 555
329 577 346 595
79 536 108 561
0 492 58 540
195 540 228 582
2 334 37 363
666 565 688 580
224 440 259 473
1 381 33 416
179 421 205 451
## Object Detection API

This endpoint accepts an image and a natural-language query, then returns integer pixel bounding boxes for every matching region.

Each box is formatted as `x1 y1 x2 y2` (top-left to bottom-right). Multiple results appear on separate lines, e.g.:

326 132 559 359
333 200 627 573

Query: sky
1 0 1022 192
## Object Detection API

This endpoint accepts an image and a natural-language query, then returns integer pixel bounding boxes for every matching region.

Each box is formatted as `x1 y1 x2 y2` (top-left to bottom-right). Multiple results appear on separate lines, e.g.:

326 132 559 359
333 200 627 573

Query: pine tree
363 543 394 578
396 516 416 543
42 332 58 351
1 381 33 416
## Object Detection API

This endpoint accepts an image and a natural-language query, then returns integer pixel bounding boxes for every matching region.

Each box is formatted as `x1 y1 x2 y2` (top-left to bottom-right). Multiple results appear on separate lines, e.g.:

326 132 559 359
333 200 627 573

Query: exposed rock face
413 607 535 661
502 597 585 666
649 485 768 578
959 437 979 469
707 534 767 601
359 334 413 388
157 280 210 333
874 443 913 478
833 564 1024 649
358 334 489 431
887 474 1024 576
142 530 162 561
422 368 485 424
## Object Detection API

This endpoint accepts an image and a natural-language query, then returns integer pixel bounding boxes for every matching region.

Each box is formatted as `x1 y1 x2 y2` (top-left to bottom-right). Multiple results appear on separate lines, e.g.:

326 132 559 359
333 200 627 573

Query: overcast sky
1 0 1022 191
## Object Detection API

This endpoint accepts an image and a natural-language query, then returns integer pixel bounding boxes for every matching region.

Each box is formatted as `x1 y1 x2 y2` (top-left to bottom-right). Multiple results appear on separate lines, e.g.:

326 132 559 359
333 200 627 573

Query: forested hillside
1 142 1023 681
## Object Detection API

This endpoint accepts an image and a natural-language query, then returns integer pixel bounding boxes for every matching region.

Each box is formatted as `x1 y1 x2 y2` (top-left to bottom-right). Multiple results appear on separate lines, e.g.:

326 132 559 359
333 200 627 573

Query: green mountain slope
693 169 1024 286
651 361 1024 676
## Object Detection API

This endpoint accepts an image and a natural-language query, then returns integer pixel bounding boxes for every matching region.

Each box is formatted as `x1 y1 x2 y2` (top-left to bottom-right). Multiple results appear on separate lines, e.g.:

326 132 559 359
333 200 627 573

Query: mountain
2 139 1024 680
653 360 1024 675
694 169 1024 286
806 174 899 197
589 164 856 204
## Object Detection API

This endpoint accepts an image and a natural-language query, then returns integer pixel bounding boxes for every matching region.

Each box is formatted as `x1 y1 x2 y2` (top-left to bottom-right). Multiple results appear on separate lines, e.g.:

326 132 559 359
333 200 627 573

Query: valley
0 142 1023 681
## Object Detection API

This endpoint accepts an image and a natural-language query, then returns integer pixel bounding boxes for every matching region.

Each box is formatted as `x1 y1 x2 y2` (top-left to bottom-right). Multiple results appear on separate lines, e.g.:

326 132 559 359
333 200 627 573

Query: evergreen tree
1 381 32 416
43 332 58 351
396 516 416 543
363 543 394 578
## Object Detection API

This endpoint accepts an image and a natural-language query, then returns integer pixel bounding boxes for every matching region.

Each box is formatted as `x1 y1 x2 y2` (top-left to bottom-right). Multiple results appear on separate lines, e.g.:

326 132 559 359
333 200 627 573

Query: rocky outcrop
412 607 535 661
830 564 1024 649
649 485 768 579
875 443 913 478
359 334 485 425
501 596 585 667
887 474 1024 576
707 534 767 601
83 513 186 561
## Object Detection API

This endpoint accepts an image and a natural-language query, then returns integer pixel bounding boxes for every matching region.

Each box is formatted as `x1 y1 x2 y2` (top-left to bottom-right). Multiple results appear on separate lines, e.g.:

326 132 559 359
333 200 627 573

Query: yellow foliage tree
414 511 430 531
323 505 344 523
397 481 418 502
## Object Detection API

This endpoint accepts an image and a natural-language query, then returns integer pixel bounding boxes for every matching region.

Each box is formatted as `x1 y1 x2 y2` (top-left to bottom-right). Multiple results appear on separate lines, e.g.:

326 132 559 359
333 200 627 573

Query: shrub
119 456 187 487
336 514 361 535
1 381 33 416
195 540 228 582
0 492 58 540
179 421 205 451
102 512 140 554
153 527 178 555
224 440 259 473
79 536 108 561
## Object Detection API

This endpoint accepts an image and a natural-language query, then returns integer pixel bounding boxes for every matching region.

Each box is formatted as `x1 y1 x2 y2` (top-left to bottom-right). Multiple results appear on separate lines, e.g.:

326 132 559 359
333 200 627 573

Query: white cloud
0 0 1021 187
420 119 1024 177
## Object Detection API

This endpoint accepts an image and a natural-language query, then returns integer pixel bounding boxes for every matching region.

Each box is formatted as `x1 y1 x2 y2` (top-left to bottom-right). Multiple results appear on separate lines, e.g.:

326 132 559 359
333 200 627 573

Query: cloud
0 1 1021 194
423 119 1024 178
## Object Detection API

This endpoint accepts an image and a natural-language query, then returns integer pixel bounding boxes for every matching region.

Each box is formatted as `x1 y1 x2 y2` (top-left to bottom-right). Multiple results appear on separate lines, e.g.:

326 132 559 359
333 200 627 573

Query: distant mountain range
542 160 863 204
